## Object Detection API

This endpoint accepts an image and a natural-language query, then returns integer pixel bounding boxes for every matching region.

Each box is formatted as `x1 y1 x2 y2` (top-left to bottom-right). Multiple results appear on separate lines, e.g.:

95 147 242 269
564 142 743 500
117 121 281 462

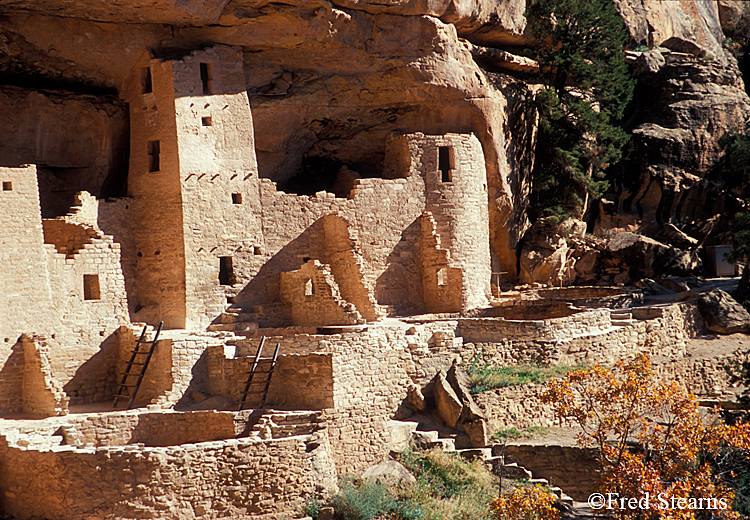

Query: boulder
404 383 426 412
519 218 580 285
696 288 750 334
432 372 462 429
447 361 489 448
361 460 416 487
607 232 701 279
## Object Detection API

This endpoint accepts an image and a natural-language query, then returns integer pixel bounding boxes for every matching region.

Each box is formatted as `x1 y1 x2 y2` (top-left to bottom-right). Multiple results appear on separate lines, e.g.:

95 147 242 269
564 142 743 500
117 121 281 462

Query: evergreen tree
526 0 634 221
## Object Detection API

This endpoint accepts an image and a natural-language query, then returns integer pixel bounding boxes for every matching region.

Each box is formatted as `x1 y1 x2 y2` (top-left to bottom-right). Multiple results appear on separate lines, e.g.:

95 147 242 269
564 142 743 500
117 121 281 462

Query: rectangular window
141 67 153 94
438 146 453 183
219 256 235 286
83 274 101 300
147 140 160 172
232 193 242 204
200 62 213 95
2 181 11 191
201 116 212 127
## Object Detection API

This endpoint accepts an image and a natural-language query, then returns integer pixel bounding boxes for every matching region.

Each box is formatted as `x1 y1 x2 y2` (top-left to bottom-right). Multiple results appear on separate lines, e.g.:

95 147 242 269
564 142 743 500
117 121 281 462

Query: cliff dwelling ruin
3 0 750 518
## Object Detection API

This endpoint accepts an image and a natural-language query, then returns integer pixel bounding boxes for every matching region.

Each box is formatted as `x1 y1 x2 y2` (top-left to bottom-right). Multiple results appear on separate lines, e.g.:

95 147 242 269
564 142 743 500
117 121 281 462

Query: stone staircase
406 428 574 506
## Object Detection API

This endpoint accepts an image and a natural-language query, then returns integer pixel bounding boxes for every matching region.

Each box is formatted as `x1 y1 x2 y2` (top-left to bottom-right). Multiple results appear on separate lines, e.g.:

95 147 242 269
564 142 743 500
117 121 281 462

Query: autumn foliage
491 485 561 520
540 354 750 519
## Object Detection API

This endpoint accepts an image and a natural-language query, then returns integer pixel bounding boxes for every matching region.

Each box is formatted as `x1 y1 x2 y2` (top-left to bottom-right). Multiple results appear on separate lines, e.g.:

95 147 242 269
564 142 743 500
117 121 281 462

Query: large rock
696 288 750 334
607 232 701 279
519 218 582 285
433 371 462 429
447 361 489 448
361 460 416 486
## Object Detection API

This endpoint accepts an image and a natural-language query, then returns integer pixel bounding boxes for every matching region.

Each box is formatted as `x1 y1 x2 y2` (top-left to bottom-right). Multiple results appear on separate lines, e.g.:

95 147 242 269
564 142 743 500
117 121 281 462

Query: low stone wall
0 430 336 519
503 444 600 501
458 309 612 343
64 410 239 447
462 303 702 366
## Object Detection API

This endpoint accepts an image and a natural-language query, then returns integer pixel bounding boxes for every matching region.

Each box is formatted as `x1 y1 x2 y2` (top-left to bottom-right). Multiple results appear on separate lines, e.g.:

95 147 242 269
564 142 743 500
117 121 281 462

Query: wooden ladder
113 321 163 410
239 337 280 411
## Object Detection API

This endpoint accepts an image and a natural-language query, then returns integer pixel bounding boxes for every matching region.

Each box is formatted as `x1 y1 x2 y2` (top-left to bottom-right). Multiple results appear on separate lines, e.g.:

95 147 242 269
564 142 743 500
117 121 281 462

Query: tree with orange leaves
540 354 750 519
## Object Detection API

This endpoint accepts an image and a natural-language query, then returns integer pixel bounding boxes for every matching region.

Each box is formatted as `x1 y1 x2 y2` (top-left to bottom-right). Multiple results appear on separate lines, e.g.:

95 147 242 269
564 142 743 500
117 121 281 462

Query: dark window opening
201 116 212 127
253 246 262 255
141 67 152 94
302 256 311 263
147 140 160 172
200 63 213 95
83 274 101 300
2 182 11 191
226 296 236 304
232 193 242 204
438 146 453 183
219 256 235 286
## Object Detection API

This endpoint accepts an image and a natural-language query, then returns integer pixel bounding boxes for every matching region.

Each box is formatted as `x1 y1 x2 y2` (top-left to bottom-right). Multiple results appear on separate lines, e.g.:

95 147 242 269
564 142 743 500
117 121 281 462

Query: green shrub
398 448 499 520
329 478 424 520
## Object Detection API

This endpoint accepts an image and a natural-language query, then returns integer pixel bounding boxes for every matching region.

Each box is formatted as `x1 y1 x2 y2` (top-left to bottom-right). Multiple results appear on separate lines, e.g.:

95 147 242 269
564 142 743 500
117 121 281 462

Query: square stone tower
121 45 261 329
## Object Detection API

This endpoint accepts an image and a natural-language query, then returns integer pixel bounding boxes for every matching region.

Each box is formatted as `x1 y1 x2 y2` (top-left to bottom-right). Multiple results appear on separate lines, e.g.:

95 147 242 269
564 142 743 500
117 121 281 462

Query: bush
398 448 499 520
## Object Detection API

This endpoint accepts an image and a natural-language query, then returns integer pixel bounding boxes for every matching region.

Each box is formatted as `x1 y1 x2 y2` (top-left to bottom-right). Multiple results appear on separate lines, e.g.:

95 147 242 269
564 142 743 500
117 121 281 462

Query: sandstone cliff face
599 0 750 244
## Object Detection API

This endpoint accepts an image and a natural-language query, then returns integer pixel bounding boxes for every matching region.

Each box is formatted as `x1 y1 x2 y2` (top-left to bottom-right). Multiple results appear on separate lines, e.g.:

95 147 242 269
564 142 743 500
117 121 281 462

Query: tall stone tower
122 45 261 329
386 132 491 313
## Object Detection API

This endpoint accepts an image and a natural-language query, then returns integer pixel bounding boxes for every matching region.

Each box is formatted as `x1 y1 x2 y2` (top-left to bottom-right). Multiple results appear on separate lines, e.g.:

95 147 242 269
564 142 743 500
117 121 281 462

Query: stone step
492 462 533 480
611 319 637 326
609 311 632 319
411 430 439 445
528 477 549 486
422 438 456 452
455 447 492 461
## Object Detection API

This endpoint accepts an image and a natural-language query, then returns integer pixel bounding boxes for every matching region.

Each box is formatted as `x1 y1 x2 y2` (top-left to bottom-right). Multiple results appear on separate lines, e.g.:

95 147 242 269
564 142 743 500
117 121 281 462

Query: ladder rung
124 361 147 365
117 383 140 387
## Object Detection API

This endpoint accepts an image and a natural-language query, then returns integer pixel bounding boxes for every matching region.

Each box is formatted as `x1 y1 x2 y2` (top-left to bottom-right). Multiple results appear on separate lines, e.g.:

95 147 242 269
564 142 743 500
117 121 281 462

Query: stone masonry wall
458 309 612 344
206 346 335 410
503 445 600 501
0 431 336 519
122 51 187 329
280 260 364 326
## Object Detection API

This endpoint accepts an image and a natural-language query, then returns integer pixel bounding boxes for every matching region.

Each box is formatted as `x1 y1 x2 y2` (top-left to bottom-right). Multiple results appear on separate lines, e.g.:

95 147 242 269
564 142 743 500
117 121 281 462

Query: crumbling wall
21 335 69 418
421 211 462 313
321 214 384 322
279 260 363 326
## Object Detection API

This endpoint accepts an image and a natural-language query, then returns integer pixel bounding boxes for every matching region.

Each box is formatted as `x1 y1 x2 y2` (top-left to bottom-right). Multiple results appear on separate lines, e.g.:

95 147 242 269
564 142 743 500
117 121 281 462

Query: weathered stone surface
518 218 576 285
405 383 426 412
433 371 462 429
361 460 417 486
607 232 701 279
696 288 750 334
